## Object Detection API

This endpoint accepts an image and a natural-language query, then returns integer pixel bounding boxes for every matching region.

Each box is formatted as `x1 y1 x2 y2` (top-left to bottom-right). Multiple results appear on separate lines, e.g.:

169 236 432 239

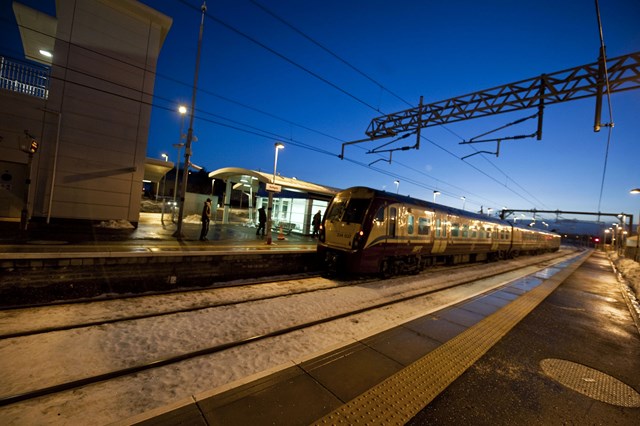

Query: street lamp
394 180 400 194
266 142 284 245
433 190 440 203
173 105 187 205
631 188 640 260
160 153 168 198
174 1 207 240
461 196 466 210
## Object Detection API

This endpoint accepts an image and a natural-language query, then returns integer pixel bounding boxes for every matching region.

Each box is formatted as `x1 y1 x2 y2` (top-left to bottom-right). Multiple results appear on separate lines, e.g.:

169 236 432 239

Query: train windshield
326 198 371 224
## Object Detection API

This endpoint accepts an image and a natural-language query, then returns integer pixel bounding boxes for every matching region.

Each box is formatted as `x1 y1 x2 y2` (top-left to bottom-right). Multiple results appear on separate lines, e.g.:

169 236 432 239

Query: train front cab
317 187 374 275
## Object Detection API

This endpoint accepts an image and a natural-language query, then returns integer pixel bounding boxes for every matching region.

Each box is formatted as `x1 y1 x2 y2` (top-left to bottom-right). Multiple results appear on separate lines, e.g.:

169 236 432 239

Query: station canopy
208 167 338 200
144 157 174 183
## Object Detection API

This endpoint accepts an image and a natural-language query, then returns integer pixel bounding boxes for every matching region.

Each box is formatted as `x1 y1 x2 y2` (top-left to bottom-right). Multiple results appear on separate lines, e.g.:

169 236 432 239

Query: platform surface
122 250 640 425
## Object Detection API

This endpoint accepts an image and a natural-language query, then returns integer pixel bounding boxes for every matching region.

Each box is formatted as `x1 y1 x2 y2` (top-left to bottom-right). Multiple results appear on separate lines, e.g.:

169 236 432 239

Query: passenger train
317 187 561 276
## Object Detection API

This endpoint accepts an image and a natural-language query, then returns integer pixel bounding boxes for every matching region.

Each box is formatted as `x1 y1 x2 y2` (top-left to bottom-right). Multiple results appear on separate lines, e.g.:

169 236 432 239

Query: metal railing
0 56 50 100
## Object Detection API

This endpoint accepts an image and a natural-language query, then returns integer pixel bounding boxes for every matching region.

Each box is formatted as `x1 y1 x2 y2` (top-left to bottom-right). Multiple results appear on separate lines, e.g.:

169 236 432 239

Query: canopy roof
208 167 338 198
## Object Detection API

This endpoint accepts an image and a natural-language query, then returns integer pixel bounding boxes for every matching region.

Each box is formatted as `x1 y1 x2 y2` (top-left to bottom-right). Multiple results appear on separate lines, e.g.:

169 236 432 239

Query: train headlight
353 230 365 249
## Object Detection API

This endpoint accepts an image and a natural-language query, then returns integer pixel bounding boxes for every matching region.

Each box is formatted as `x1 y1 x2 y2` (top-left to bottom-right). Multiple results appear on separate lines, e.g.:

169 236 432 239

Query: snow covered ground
611 252 640 299
0 249 633 425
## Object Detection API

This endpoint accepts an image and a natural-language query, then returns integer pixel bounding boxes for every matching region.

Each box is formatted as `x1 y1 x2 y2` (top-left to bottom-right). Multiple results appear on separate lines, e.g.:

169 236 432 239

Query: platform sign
266 183 282 193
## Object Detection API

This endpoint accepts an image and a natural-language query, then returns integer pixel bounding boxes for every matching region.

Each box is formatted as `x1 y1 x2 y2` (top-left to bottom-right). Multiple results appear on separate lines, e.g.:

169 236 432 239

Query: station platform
122 250 640 425
0 212 317 255
0 213 318 307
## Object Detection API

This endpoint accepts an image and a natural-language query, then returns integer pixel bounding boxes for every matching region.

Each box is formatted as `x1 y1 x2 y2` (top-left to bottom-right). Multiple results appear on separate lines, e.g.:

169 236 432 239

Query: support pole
175 1 207 239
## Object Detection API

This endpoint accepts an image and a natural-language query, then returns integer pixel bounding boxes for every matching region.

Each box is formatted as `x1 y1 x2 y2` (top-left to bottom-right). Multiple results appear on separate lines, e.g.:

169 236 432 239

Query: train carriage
317 187 560 276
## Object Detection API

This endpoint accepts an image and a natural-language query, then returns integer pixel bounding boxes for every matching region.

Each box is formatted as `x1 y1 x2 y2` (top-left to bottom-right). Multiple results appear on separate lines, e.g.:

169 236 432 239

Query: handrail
0 56 50 100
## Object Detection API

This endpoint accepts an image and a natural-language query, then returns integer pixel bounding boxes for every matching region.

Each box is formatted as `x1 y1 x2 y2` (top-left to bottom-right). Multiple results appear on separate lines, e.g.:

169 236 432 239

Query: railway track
0 249 583 424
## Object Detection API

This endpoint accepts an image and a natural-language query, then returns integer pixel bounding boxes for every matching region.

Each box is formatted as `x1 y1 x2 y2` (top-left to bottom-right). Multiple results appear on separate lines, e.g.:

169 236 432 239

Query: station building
209 167 338 235
0 1 171 225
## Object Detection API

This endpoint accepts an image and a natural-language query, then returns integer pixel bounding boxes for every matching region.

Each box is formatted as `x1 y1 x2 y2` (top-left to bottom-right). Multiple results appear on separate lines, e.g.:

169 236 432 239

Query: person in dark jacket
256 206 267 237
200 198 212 241
312 210 322 237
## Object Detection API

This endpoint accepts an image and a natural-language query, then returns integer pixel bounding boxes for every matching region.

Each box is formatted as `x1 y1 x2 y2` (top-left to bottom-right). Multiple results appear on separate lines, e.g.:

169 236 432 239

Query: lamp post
266 142 284 245
160 153 168 198
461 196 466 210
175 1 207 240
394 180 400 194
631 188 640 260
160 153 169 224
173 106 187 204
433 190 440 203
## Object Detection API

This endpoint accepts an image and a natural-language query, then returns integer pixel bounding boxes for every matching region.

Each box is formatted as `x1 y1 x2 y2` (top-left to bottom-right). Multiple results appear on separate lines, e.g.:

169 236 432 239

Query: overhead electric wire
176 0 379 112
248 0 413 109
4 8 544 211
239 0 550 209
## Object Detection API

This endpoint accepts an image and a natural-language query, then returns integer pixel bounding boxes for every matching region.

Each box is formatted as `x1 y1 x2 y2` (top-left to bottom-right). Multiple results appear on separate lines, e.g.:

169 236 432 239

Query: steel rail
0 251 579 407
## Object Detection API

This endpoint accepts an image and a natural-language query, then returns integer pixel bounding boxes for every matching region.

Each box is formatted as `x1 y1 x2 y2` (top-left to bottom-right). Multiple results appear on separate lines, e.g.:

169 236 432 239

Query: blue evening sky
2 1 639 223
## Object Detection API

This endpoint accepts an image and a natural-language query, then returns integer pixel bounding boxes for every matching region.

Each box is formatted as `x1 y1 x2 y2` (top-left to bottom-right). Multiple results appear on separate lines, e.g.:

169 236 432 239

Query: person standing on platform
200 198 212 241
312 210 322 237
256 206 267 237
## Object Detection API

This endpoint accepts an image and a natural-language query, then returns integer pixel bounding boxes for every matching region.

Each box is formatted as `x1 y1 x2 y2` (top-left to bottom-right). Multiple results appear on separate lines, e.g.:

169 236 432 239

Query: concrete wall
0 0 171 223
0 89 46 217
38 0 171 222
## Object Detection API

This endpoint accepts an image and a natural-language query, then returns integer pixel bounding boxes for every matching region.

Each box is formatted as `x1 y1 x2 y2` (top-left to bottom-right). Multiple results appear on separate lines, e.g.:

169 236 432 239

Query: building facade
0 1 172 225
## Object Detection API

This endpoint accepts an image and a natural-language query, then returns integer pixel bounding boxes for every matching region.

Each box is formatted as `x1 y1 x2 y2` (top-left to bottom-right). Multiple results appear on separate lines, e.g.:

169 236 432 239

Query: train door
381 205 396 258
388 206 397 238
432 214 447 254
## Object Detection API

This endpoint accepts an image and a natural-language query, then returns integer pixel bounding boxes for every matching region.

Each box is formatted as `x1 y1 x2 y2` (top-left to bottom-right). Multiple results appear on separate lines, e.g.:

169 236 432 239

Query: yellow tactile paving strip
314 253 589 425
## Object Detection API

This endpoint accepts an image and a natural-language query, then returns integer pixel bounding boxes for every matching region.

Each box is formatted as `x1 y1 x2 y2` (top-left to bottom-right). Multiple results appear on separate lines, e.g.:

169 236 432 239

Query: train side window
389 207 397 237
407 215 415 234
435 219 441 237
471 226 477 238
374 206 385 223
418 217 430 235
451 223 460 238
462 224 469 238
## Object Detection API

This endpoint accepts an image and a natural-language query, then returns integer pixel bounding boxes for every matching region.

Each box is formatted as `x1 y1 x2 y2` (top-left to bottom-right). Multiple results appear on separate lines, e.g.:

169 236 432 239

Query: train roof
338 186 558 236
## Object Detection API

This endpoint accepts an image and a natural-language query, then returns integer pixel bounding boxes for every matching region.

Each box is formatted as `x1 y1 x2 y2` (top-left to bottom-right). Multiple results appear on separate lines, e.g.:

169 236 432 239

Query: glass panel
418 217 430 235
374 206 385 222
343 198 370 223
326 199 346 221
407 215 414 234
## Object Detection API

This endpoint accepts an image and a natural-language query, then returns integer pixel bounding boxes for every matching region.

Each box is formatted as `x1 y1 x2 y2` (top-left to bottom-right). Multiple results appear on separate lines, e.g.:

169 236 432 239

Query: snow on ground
0 249 634 425
611 253 640 299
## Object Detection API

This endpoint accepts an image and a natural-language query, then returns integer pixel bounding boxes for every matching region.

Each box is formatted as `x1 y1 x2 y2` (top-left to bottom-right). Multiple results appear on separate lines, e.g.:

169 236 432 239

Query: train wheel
324 254 338 277
380 259 393 279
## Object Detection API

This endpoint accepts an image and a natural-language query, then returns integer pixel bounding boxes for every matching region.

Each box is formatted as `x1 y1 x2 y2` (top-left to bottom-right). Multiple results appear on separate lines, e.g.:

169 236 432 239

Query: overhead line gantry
341 51 640 159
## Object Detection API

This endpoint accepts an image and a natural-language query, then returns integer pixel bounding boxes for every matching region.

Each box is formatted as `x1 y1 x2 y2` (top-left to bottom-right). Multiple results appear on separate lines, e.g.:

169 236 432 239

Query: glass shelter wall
255 196 328 235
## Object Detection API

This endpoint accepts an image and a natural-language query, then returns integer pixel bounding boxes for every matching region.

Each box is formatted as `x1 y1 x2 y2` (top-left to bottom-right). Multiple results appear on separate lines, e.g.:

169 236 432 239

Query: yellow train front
317 187 560 276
